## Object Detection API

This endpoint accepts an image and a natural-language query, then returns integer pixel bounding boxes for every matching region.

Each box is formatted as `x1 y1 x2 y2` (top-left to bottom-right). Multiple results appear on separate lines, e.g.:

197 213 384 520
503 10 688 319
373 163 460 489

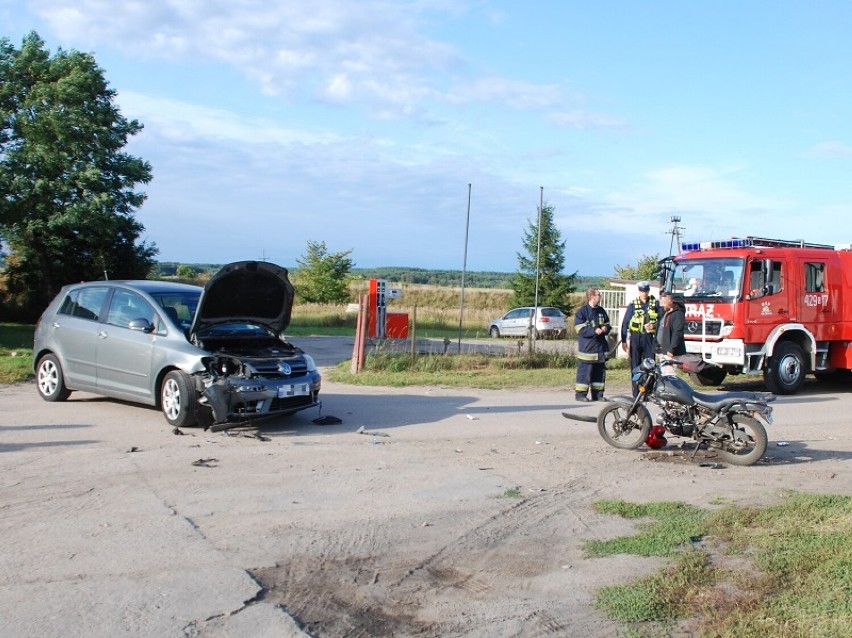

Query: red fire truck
659 236 852 394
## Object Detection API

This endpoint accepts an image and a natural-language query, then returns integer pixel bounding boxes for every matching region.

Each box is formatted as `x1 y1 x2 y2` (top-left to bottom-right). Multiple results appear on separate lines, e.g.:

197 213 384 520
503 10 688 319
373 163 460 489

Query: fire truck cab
660 236 852 394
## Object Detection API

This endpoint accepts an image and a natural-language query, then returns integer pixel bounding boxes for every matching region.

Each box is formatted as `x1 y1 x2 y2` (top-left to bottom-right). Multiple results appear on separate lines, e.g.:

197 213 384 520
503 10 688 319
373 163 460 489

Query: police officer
620 281 661 396
574 288 612 402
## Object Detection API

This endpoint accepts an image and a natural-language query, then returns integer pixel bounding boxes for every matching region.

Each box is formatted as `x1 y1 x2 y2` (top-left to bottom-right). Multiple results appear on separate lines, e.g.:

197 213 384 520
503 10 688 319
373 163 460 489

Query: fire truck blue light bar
681 239 752 252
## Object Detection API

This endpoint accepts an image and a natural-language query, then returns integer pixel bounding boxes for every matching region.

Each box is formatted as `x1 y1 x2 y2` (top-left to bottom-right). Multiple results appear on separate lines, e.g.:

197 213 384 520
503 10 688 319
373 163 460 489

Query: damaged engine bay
192 327 321 425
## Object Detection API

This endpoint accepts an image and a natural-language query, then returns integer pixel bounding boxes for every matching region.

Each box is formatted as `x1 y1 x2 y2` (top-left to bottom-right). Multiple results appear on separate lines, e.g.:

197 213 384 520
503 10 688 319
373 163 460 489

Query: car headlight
304 354 317 372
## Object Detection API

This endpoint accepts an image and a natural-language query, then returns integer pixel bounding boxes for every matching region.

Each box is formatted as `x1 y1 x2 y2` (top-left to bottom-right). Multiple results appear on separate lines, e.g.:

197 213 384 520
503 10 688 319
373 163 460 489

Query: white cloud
30 0 613 124
117 91 342 146
547 110 626 130
553 164 790 247
804 141 852 158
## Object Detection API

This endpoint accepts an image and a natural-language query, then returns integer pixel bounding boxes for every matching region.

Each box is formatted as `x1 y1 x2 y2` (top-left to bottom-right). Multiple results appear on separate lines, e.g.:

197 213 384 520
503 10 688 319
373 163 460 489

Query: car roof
69 280 201 294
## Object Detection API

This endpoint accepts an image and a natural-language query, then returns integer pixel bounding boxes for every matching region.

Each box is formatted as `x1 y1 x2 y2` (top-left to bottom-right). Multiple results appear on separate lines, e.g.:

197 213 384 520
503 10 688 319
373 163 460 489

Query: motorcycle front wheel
597 401 652 450
712 414 768 466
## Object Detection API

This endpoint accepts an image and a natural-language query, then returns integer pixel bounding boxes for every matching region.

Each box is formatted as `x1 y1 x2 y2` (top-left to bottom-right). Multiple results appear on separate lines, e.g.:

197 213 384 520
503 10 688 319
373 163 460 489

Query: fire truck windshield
670 258 744 300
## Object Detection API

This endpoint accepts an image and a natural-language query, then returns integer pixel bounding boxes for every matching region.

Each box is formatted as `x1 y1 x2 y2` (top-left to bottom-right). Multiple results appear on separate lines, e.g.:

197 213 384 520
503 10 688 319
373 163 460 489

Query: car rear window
540 307 563 317
58 287 109 321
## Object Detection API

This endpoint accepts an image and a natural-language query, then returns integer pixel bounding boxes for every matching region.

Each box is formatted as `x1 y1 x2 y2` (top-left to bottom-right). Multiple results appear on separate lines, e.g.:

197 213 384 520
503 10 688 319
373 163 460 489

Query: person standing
656 291 686 375
573 288 612 402
620 281 661 396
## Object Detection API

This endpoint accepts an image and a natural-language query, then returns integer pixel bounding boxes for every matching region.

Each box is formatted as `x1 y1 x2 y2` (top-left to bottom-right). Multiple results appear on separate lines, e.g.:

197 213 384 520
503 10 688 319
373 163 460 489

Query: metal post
532 186 543 351
458 183 471 352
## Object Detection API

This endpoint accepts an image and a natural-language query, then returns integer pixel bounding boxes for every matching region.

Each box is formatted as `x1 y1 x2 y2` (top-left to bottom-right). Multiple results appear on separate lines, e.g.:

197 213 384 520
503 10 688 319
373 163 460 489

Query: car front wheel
490 326 500 338
160 370 198 427
36 354 71 402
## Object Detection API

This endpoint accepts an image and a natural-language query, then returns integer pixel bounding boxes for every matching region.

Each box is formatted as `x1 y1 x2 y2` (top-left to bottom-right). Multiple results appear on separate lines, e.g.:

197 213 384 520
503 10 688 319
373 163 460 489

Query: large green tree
510 203 576 312
0 32 156 315
294 240 355 304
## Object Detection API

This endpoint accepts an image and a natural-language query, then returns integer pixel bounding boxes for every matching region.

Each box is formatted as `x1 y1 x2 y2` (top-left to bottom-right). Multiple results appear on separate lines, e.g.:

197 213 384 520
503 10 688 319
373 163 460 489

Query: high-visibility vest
627 296 658 333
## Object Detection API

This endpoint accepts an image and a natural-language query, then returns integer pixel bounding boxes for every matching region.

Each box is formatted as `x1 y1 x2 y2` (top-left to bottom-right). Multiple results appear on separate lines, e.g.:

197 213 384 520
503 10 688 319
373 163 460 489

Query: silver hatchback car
488 306 568 339
33 261 321 428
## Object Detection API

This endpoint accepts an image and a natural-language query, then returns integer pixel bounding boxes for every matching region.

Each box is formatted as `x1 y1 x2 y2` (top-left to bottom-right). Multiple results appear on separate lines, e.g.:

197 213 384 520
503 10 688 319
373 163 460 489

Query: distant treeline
153 262 609 290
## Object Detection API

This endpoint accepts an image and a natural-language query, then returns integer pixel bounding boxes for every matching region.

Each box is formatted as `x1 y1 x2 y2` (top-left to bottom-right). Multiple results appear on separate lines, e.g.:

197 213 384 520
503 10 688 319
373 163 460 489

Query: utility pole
667 216 684 256
532 187 543 352
458 183 472 352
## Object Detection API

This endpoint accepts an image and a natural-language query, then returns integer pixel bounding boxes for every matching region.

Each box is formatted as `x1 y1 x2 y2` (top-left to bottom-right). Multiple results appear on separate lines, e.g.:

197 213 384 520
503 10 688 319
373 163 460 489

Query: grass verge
0 323 34 384
588 491 852 637
327 351 634 389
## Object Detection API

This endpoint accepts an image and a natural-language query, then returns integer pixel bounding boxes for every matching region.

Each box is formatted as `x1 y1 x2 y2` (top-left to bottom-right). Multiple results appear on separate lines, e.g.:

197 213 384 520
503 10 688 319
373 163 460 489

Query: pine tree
510 203 576 312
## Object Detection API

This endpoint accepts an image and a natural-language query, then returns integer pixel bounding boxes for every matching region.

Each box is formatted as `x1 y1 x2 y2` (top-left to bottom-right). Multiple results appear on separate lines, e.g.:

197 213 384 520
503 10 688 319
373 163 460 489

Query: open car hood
190 261 295 336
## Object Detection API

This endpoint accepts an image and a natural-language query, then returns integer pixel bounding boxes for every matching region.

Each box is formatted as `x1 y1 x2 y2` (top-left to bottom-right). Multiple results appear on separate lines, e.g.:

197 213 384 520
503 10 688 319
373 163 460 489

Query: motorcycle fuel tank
655 374 695 404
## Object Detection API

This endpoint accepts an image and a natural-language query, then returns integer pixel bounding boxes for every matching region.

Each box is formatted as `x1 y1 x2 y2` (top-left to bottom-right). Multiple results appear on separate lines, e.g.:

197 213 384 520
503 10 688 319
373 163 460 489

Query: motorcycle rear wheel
712 414 768 466
597 401 652 450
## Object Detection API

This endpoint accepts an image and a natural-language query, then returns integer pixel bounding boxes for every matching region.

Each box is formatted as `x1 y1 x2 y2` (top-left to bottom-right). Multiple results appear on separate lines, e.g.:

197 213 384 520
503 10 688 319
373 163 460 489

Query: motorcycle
597 357 775 466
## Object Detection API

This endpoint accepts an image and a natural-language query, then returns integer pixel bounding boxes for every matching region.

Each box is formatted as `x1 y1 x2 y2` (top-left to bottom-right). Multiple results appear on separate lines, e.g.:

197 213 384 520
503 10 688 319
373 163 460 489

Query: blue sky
4 1 852 275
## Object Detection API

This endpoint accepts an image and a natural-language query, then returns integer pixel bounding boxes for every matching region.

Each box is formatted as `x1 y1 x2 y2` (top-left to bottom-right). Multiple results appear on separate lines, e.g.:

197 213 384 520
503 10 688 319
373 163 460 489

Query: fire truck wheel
689 367 728 387
764 341 806 395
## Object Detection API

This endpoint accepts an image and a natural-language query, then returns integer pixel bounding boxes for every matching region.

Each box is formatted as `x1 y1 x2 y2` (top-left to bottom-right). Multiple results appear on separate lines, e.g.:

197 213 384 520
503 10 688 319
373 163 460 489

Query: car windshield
150 291 201 329
670 257 744 300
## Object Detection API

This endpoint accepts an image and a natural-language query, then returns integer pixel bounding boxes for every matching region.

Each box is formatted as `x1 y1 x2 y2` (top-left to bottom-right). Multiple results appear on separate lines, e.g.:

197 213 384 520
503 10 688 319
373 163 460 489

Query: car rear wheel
36 354 71 402
161 370 198 427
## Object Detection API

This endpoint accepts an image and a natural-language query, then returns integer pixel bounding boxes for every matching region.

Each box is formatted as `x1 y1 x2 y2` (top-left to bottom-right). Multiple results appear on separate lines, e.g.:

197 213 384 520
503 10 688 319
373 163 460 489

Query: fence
601 288 627 356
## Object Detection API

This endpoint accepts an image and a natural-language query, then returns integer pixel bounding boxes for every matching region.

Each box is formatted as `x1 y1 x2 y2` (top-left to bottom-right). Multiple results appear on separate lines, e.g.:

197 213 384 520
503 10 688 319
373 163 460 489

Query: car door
96 289 157 399
505 308 529 336
50 286 110 390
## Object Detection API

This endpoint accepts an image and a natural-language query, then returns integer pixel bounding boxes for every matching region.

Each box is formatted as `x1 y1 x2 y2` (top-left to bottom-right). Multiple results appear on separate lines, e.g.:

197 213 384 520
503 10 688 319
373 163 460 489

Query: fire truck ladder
745 236 834 250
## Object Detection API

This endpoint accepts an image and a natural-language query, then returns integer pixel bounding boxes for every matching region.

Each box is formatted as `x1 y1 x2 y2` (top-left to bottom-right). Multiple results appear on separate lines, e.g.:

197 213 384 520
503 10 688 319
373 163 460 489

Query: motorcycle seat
692 390 775 411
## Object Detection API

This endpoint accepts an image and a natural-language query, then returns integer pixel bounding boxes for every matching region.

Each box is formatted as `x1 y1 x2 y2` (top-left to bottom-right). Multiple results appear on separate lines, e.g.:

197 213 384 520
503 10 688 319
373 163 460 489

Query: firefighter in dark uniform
620 281 661 396
573 288 612 402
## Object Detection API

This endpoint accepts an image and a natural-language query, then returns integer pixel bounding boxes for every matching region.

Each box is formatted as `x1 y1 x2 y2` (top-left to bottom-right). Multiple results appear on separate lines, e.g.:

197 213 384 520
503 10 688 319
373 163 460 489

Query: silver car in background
33 261 321 428
488 306 568 339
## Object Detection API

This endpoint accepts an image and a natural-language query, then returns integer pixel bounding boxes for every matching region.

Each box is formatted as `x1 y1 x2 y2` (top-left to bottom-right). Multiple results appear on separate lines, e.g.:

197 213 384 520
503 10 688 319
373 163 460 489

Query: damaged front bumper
198 356 322 423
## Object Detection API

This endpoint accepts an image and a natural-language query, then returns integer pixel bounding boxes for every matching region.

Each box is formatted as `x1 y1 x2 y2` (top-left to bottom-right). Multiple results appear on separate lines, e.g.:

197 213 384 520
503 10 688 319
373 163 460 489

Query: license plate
278 383 309 398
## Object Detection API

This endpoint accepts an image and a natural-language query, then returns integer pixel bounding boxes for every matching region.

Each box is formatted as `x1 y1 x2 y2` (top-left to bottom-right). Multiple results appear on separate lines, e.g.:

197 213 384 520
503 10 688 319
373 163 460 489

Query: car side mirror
128 318 154 333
